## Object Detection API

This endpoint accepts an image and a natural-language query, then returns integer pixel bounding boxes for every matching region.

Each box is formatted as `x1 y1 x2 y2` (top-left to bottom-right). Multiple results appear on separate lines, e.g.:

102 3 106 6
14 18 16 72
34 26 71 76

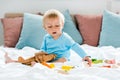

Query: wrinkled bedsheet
0 44 120 80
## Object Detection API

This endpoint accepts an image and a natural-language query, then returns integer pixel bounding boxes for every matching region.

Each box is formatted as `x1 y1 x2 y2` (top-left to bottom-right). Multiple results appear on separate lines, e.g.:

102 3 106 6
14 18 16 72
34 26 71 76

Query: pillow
99 10 120 47
16 13 46 49
62 10 83 44
1 17 23 47
75 14 102 46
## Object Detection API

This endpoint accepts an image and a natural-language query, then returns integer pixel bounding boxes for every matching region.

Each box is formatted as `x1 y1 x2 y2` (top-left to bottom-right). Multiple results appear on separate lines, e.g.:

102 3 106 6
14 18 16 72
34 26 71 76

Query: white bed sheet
0 44 120 80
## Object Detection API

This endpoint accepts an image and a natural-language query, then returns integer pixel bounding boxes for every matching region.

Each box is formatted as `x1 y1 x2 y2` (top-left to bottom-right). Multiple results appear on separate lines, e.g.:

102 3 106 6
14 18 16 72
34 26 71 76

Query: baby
5 9 92 66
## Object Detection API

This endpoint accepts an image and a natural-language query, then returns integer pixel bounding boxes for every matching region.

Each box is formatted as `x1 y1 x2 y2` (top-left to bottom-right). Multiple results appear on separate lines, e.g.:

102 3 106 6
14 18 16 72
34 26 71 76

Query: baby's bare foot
4 53 16 63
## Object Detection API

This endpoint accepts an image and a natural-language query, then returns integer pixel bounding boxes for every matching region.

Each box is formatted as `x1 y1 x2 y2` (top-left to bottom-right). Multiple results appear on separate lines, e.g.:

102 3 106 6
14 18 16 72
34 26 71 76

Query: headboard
4 13 23 18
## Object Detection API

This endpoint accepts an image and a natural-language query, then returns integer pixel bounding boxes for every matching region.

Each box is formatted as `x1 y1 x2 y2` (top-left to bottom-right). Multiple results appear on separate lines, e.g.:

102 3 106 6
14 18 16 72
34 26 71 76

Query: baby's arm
71 43 87 58
71 43 92 66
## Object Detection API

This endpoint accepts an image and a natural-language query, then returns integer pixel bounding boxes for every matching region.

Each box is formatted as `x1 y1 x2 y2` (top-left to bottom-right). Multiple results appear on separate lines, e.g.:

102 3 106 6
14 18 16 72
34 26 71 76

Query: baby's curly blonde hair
43 9 65 27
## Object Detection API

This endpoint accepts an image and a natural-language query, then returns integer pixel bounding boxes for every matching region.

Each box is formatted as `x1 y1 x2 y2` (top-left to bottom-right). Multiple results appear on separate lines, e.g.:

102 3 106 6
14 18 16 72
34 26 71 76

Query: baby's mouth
52 32 57 34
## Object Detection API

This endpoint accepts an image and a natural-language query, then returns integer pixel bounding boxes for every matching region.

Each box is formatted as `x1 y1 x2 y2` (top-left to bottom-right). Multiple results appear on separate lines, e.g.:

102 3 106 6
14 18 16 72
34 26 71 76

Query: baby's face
44 17 63 39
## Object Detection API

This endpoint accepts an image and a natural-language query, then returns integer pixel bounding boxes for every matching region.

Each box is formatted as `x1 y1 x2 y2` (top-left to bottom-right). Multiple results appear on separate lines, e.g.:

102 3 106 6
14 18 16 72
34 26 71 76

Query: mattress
0 44 120 80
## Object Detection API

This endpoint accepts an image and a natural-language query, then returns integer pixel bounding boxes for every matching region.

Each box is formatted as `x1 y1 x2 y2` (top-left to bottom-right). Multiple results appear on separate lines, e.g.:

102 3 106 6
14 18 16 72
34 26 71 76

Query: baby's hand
82 56 92 67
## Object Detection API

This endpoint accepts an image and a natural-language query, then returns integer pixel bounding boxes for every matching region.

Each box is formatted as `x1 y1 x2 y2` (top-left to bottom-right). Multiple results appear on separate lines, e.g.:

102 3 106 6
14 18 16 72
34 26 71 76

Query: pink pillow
75 14 102 46
1 17 23 47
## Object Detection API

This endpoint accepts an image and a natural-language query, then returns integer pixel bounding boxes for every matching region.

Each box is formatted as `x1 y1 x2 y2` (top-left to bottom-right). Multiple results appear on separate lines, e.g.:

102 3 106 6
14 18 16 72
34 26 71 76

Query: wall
1 0 120 18
111 0 120 12
0 0 120 45
0 0 108 18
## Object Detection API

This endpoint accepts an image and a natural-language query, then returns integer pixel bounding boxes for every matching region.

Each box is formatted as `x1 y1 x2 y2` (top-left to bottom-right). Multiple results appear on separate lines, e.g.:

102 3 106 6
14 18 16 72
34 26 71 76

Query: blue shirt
41 32 86 60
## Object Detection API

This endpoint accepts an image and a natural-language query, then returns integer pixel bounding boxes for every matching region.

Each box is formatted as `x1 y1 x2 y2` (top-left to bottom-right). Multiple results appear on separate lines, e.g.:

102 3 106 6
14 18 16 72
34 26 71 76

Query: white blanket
0 44 120 80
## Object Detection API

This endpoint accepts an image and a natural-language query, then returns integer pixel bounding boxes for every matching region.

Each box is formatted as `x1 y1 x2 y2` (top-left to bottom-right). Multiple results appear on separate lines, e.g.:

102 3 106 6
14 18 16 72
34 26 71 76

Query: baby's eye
47 26 52 28
55 25 60 27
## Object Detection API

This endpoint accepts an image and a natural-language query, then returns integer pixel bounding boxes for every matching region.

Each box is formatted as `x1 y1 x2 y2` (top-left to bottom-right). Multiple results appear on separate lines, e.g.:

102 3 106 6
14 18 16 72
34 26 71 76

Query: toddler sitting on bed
5 9 92 66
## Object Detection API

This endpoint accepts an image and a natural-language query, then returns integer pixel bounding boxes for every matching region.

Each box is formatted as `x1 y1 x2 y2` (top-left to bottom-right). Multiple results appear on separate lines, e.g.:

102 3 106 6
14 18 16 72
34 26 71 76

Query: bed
1 10 120 80
0 44 120 80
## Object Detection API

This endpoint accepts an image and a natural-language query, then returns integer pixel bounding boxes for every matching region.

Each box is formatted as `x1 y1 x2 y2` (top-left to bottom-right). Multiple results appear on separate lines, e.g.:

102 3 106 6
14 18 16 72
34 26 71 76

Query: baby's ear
62 22 64 28
43 26 47 30
43 24 46 29
44 27 46 29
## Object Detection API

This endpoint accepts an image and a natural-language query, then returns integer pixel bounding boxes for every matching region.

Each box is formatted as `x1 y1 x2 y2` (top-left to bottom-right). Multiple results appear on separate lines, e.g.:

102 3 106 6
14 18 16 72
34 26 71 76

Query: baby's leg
53 58 66 63
4 53 17 63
